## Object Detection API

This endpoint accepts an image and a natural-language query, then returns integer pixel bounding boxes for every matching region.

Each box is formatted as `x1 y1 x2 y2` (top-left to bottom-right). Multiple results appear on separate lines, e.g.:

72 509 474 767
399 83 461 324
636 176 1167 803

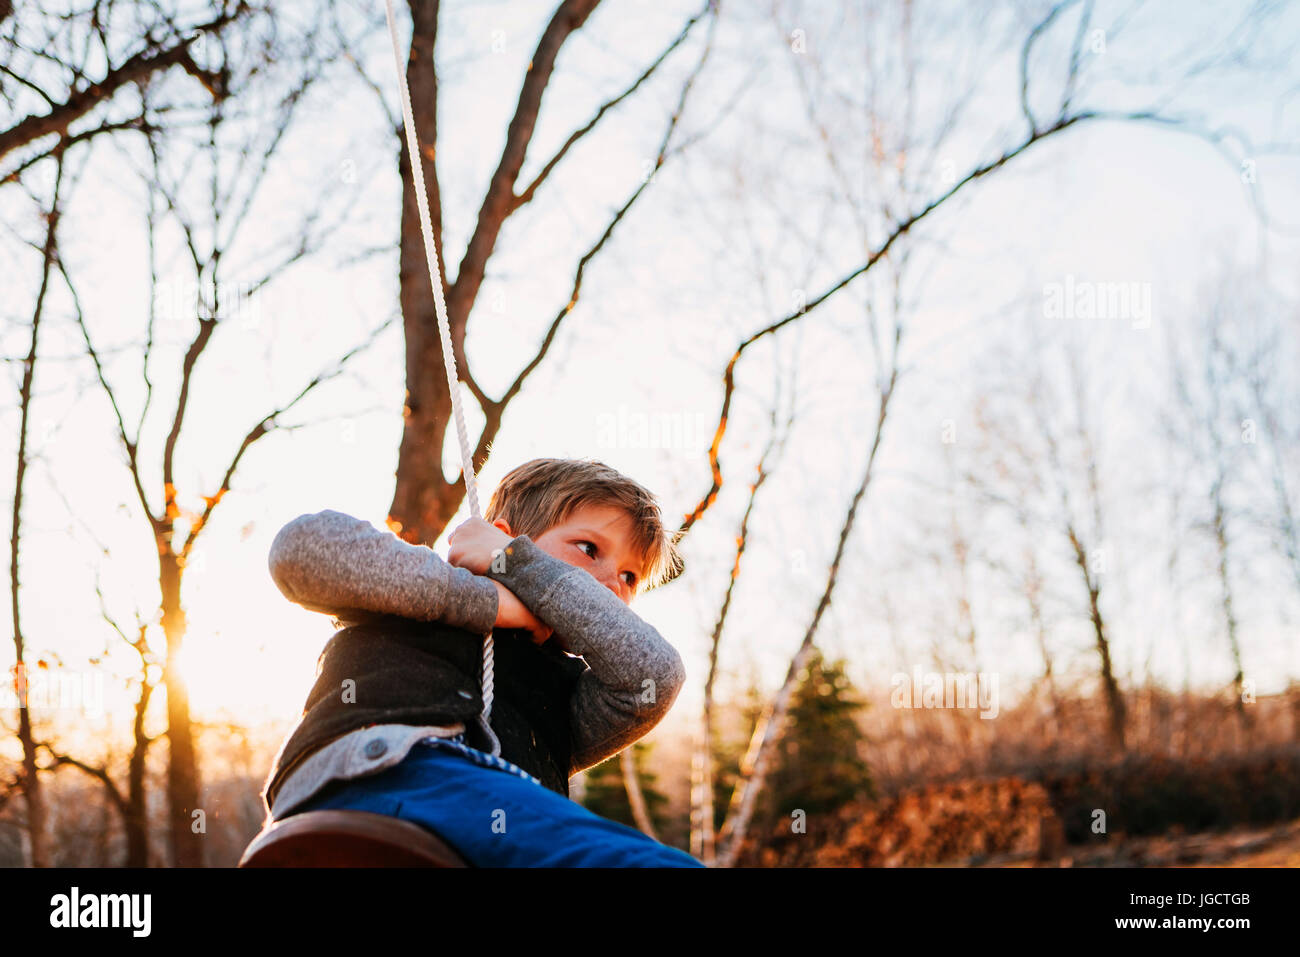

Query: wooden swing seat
238 809 470 868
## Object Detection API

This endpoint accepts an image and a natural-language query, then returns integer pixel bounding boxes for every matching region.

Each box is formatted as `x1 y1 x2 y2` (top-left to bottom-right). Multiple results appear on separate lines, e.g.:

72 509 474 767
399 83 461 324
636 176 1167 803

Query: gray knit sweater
263 509 686 813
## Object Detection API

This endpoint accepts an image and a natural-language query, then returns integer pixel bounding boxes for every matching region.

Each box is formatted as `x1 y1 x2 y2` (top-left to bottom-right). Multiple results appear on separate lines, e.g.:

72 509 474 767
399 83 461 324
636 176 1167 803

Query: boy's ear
492 518 513 537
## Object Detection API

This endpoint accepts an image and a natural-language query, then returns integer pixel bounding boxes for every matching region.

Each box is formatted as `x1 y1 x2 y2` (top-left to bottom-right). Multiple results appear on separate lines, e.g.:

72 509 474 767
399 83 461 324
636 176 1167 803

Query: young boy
255 457 704 867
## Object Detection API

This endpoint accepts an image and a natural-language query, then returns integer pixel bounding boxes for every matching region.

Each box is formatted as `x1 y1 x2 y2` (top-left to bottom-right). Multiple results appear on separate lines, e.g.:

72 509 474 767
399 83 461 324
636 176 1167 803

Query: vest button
457 690 473 699
364 739 387 759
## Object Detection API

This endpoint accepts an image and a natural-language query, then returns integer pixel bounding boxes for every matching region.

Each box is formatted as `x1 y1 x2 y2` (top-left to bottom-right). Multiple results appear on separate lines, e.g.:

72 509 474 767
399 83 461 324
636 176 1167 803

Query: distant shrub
1041 747 1300 842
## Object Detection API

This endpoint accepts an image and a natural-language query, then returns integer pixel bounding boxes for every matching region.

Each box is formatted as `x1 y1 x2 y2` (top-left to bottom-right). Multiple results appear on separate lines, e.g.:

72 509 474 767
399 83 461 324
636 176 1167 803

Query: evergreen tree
763 649 875 824
712 651 874 836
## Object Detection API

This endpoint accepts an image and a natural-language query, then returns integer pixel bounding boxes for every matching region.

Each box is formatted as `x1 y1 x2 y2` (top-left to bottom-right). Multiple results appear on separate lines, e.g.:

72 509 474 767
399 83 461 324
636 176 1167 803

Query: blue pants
295 739 705 868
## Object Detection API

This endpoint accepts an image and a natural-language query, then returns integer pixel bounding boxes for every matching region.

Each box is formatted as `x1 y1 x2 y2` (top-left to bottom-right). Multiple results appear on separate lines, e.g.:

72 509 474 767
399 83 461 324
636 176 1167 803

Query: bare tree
682 1 1299 861
1233 281 1300 629
681 0 1293 534
714 313 900 867
1022 541 1066 739
1234 278 1300 735
27 4 372 866
0 2 247 176
968 330 1128 752
686 0 1064 864
618 748 658 842
33 571 161 866
8 141 65 867
1162 275 1278 728
382 0 720 543
691 390 794 865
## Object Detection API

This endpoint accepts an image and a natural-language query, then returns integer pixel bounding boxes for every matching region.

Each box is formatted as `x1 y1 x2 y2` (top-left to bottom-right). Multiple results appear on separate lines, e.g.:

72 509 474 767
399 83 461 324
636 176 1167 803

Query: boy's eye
577 541 637 589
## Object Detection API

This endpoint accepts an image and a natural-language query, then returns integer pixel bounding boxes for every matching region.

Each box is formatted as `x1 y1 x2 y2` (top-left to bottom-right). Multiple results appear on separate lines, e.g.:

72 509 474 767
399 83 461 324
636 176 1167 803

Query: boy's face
493 503 643 606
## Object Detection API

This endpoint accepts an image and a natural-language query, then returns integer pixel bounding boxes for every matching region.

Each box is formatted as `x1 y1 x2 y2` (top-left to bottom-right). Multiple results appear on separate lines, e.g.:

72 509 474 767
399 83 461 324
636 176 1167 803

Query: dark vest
266 614 589 806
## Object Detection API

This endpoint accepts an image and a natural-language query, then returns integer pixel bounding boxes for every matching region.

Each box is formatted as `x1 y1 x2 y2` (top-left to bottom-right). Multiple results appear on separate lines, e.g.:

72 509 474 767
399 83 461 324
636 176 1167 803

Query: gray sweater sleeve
483 534 687 775
267 509 686 776
267 510 500 634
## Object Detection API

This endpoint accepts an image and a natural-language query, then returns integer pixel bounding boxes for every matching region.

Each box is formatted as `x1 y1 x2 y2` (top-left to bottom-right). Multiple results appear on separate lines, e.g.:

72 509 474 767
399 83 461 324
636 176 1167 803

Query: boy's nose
596 567 629 603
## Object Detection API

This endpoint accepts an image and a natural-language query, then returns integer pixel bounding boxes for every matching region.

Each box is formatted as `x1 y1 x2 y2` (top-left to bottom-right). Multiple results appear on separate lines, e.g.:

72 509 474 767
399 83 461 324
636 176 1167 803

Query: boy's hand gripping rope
383 0 501 757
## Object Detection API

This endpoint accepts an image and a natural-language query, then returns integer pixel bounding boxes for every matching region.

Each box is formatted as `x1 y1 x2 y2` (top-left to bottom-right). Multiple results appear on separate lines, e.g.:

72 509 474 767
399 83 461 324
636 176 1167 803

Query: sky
2 0 1299 759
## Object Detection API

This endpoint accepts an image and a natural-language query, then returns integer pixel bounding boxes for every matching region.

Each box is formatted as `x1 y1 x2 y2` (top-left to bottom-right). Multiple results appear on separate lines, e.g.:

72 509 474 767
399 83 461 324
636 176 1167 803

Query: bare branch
0 5 247 163
485 3 720 421
448 0 603 321
510 0 712 213
1 113 155 185
178 315 399 560
161 318 218 528
36 744 128 819
1061 0 1096 118
1019 0 1079 135
57 258 160 528
678 105 1192 536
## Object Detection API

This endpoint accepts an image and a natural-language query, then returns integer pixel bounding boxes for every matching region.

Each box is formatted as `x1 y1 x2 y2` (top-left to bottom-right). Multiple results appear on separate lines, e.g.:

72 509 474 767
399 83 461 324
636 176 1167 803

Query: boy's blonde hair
485 457 684 594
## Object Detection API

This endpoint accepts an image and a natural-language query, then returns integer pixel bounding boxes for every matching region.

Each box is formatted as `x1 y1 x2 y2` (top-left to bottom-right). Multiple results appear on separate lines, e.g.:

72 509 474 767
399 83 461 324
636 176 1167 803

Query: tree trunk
716 382 893 867
619 749 658 841
13 682 48 867
160 550 202 866
1211 490 1250 727
1069 526 1125 752
9 160 63 867
388 0 603 543
125 673 154 867
694 711 716 864
389 0 462 544
1024 550 1064 740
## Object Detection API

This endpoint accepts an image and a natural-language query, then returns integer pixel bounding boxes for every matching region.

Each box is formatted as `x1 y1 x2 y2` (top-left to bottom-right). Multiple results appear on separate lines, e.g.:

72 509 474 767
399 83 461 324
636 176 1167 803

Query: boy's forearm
267 509 499 633
484 534 687 773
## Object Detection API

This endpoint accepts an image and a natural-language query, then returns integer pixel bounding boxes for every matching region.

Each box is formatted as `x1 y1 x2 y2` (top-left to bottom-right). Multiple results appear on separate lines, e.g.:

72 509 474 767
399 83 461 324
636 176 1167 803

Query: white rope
384 0 500 756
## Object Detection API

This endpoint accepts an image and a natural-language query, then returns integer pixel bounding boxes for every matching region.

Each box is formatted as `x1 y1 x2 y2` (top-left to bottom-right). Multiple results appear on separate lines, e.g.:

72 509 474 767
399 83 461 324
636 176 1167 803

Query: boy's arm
267 509 499 633
483 534 687 775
